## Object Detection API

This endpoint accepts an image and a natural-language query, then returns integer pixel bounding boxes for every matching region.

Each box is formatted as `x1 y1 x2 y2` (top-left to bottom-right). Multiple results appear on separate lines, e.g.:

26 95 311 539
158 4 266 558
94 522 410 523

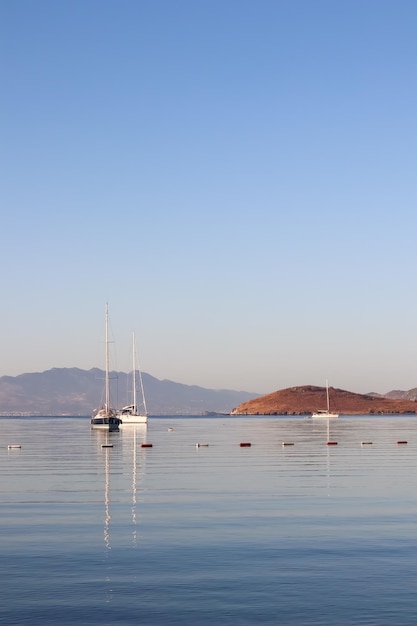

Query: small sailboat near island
91 304 121 432
311 380 339 419
117 331 148 425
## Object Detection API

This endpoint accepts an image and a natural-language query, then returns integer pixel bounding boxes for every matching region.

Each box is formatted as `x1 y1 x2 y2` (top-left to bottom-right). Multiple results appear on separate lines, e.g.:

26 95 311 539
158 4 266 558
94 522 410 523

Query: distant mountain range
0 368 258 415
372 388 417 401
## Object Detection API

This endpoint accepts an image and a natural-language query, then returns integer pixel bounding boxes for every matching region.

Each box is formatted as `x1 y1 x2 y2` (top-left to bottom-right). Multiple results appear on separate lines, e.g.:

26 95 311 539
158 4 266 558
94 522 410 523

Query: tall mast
133 333 148 415
105 303 110 413
132 331 137 413
326 379 330 413
139 365 148 416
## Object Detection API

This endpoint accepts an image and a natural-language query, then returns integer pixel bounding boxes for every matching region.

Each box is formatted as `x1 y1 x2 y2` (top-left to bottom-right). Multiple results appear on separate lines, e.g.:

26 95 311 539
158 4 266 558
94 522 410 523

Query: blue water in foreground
1 415 417 625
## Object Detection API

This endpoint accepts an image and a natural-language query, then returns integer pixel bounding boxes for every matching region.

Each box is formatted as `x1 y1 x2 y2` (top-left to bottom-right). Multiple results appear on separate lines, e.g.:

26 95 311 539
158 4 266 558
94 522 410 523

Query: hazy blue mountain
0 368 259 415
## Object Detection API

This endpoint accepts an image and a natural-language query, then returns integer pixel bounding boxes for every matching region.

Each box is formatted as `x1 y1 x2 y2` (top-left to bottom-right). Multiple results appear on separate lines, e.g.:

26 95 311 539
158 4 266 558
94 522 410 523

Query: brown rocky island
231 385 417 415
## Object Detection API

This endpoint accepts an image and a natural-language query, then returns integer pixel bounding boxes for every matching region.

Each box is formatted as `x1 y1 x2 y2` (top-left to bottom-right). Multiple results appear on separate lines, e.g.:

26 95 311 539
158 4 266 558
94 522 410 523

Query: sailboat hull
311 411 339 419
117 405 148 424
91 410 121 431
119 413 148 425
91 420 121 431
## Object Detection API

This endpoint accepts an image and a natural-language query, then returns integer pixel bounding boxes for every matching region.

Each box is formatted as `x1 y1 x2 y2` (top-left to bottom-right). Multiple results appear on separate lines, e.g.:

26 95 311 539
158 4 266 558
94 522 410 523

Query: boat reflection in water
121 424 148 547
93 424 148 552
92 432 115 551
103 442 111 550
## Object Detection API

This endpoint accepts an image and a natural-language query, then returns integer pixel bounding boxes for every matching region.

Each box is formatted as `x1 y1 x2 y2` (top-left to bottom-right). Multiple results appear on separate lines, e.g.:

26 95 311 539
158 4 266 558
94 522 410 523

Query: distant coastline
1 370 417 417
0 368 257 416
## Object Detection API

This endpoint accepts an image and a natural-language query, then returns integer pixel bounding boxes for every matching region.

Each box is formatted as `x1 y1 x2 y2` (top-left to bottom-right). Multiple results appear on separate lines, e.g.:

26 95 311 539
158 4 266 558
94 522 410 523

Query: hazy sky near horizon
1 0 417 395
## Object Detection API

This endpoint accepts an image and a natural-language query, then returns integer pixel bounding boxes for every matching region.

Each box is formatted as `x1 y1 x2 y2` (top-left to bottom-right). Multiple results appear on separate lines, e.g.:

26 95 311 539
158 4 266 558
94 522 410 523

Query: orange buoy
240 442 251 447
141 443 153 448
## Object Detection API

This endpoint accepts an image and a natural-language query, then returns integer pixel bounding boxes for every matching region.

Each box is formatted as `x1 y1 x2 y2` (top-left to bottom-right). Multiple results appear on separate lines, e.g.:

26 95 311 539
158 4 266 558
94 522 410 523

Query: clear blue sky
1 0 416 394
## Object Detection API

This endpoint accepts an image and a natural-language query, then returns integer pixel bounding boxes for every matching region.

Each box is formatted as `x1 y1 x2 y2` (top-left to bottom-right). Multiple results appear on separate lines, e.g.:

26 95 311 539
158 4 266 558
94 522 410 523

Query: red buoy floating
397 440 408 445
141 443 153 448
239 442 251 447
326 441 338 446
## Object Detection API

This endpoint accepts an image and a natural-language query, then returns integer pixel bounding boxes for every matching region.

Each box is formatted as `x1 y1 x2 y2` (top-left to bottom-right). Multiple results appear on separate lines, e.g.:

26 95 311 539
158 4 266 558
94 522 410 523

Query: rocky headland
231 385 417 415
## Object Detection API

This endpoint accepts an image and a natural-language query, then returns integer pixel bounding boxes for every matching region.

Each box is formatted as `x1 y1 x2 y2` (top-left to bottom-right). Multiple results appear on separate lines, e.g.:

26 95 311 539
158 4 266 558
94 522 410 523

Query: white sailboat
311 380 339 419
117 331 148 425
91 304 122 432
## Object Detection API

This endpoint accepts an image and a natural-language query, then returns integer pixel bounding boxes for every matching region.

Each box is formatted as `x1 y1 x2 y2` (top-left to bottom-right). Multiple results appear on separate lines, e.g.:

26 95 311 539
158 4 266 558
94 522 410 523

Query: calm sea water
1 415 417 625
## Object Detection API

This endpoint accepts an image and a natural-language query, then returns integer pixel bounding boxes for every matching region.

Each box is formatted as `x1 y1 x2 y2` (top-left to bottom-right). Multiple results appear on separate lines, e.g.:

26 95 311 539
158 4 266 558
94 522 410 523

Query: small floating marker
140 443 153 448
101 443 113 448
397 440 408 445
361 441 373 445
196 443 209 447
8 444 21 449
326 441 338 446
240 442 251 447
168 427 174 432
282 442 295 446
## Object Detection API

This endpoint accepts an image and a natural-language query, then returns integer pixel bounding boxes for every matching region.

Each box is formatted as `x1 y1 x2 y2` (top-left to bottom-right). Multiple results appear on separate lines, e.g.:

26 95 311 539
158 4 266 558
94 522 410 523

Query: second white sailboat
117 331 148 425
